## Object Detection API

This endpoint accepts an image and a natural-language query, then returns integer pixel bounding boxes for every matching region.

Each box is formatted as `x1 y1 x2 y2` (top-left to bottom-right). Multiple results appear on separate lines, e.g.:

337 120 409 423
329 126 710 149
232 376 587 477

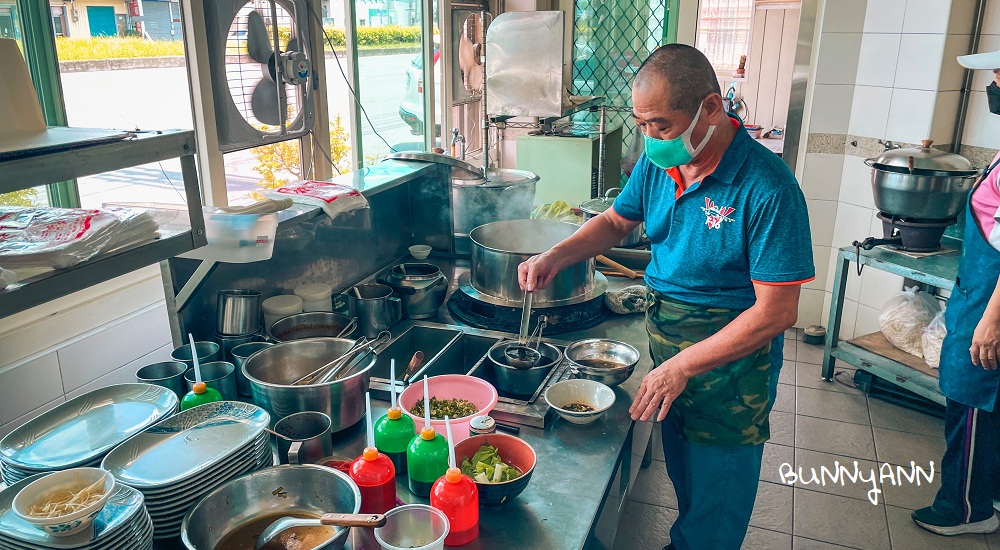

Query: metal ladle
505 315 548 369
255 513 386 549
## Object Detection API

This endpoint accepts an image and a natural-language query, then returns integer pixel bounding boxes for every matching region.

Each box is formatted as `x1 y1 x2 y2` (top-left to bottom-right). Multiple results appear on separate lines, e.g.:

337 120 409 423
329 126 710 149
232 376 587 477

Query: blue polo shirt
612 119 814 311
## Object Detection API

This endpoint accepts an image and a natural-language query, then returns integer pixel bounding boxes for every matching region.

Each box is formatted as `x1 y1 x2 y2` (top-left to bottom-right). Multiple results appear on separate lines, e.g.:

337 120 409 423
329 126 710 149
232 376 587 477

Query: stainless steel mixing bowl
564 338 640 387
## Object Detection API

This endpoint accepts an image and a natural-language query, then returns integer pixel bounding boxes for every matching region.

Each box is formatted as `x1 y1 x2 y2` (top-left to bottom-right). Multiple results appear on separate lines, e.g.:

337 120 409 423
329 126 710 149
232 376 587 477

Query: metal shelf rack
0 129 207 318
822 238 962 406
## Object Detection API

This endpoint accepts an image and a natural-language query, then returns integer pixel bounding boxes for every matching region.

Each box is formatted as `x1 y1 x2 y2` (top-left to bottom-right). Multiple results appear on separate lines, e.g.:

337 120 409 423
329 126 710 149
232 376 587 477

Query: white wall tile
816 33 864 85
886 88 937 143
963 91 1000 149
0 398 65 439
856 34 902 88
824 246 844 295
840 156 877 209
940 35 972 92
854 304 885 338
798 288 828 328
970 35 1000 91
841 299 861 339
0 353 63 424
948 0 979 34
902 0 954 34
57 304 172 393
848 86 893 138
823 0 869 33
65 344 174 401
894 34 947 91
930 91 962 143
801 153 845 201
864 0 908 34
805 245 834 291
981 0 1000 35
833 202 877 249
809 85 856 134
858 268 905 309
807 199 839 248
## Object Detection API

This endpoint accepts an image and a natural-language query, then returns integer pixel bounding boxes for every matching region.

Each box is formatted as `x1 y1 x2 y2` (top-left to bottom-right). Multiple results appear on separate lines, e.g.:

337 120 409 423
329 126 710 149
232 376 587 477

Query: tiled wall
798 0 997 337
0 267 174 438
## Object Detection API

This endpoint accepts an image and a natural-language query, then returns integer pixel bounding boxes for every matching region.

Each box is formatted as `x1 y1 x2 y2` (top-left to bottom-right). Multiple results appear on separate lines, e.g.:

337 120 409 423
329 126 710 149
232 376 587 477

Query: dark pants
932 398 1000 523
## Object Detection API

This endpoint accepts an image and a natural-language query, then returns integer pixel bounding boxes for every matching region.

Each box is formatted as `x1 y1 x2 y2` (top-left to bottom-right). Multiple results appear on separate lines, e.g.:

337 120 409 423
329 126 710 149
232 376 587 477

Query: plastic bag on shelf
921 309 948 369
0 206 159 270
264 180 368 220
879 286 942 358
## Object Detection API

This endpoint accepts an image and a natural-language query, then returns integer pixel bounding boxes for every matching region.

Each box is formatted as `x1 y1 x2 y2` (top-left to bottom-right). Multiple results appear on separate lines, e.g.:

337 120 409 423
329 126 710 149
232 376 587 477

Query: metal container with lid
866 139 980 220
378 262 449 319
453 168 539 237
580 188 645 247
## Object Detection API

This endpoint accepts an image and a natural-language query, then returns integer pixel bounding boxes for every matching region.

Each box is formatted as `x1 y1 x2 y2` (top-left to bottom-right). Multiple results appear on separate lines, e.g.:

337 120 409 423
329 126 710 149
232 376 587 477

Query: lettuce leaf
460 443 522 483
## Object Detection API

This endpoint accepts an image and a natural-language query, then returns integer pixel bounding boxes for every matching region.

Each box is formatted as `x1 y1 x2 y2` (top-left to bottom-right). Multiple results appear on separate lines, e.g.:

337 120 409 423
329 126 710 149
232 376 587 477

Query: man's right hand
518 253 562 292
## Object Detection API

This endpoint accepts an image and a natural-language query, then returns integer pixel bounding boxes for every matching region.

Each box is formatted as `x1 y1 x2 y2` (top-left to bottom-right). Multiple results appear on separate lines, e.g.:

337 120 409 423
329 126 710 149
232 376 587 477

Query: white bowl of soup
13 467 115 537
544 379 616 425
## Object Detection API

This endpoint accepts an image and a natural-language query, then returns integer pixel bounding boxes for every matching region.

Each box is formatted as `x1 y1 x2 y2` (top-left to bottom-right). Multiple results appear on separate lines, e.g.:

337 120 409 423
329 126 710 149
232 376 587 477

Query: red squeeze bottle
350 446 397 514
430 466 479 545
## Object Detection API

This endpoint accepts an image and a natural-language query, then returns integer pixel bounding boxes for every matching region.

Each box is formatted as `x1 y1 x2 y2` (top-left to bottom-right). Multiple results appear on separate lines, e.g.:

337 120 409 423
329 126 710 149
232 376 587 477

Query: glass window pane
696 0 754 73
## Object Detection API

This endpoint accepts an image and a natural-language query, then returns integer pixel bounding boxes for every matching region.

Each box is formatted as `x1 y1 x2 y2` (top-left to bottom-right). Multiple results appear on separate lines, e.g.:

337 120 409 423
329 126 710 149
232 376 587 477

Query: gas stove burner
447 286 609 335
853 212 957 252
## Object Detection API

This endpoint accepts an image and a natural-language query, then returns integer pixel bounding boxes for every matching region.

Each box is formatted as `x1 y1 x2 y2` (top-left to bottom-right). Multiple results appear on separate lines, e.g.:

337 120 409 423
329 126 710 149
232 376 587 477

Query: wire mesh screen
226 0 302 131
572 0 667 186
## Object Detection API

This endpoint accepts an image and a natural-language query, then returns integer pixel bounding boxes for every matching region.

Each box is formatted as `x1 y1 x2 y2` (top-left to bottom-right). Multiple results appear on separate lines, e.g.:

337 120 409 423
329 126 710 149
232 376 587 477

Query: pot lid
872 140 976 175
453 168 540 188
580 188 622 214
384 151 484 180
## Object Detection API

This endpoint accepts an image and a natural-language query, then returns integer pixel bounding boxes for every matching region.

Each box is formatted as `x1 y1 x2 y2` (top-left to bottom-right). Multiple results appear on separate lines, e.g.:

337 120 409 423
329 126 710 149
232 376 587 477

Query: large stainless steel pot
867 139 980 220
181 464 360 550
453 169 539 236
378 262 449 319
242 338 374 431
580 188 644 247
470 219 594 304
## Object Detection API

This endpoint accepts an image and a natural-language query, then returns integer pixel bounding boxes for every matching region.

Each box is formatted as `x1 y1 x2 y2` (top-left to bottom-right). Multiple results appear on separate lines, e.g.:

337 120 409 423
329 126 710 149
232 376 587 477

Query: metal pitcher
346 283 402 338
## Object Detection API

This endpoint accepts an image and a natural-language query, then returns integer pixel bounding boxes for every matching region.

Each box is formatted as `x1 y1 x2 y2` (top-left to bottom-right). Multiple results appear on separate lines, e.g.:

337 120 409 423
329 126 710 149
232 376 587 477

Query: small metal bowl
487 341 563 396
564 338 640 387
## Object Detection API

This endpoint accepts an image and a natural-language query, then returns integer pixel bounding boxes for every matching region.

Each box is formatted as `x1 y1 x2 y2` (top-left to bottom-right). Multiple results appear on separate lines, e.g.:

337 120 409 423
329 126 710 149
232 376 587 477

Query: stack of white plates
101 401 272 541
0 384 179 486
0 473 153 550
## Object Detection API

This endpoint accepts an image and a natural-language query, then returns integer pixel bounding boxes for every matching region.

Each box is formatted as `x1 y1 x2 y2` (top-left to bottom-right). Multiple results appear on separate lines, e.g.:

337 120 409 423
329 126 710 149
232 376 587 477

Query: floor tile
628 458 677 509
751 481 794 534
796 386 871 425
770 411 795 447
797 341 826 365
886 504 989 549
780 360 796 385
795 415 877 461
872 428 944 510
762 443 795 484
612 499 677 550
791 447 883 503
743 526 792 549
774 383 796 413
795 362 863 395
867 397 945 438
793 489 890 550
793 537 860 549
784 339 798 362
786 328 803 341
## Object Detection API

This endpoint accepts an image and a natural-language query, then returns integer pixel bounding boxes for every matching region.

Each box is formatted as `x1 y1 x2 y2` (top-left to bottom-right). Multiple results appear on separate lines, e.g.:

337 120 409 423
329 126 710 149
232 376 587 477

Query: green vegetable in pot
460 444 522 483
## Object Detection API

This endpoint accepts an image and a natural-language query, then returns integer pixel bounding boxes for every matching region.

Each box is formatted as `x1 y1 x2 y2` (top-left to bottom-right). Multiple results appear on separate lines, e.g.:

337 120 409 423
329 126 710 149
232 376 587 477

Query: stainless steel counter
335 257 655 550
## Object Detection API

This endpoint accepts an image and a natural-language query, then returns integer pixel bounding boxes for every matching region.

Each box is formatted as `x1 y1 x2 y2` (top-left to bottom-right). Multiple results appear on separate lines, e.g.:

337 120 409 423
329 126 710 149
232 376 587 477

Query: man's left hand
970 318 1000 370
630 361 690 422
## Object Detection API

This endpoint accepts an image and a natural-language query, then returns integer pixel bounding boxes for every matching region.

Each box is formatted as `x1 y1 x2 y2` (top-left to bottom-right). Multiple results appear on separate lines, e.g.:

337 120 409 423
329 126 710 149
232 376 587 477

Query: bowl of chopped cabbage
12 467 116 537
454 434 536 506
399 375 498 443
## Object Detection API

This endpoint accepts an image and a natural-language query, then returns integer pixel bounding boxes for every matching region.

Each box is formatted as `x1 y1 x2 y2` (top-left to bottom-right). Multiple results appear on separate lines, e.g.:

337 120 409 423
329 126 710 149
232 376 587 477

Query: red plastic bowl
399 375 498 443
454 433 536 506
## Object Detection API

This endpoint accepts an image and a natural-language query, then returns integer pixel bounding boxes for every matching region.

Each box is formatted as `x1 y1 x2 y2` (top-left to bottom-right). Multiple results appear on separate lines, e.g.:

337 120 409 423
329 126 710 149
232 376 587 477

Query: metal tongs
292 331 391 385
505 315 548 369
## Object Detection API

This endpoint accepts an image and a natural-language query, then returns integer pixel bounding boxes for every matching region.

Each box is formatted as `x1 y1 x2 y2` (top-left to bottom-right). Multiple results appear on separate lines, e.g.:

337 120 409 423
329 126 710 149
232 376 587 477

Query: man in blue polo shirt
519 44 814 549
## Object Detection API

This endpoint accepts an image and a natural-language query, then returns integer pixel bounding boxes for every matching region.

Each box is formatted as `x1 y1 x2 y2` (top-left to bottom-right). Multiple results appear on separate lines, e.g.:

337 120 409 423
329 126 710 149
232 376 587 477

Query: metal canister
469 415 496 437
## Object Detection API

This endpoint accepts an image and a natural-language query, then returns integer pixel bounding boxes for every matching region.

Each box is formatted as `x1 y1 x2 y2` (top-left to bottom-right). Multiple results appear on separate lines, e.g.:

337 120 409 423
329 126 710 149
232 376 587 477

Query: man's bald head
634 44 722 117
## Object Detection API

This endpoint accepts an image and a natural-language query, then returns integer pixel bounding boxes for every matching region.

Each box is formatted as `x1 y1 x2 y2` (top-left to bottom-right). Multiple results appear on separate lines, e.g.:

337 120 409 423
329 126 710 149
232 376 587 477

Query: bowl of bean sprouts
12 467 115 537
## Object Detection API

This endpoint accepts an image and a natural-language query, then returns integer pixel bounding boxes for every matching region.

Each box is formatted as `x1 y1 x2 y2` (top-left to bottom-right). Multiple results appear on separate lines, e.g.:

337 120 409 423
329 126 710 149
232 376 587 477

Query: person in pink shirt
913 52 1000 535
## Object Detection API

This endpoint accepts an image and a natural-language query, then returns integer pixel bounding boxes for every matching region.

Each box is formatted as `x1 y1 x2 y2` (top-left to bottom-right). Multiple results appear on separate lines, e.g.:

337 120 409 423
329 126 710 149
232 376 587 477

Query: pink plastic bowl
399 375 499 442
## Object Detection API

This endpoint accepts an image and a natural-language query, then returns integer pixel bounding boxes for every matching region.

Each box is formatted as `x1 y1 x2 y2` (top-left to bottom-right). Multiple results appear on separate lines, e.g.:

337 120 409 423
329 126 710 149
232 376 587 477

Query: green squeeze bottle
406 375 449 497
180 333 222 411
374 359 415 474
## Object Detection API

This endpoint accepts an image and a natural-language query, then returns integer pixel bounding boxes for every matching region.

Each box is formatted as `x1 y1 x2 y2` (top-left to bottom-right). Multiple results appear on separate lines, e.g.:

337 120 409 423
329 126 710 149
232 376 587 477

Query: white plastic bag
264 180 368 221
921 309 947 368
879 286 942 358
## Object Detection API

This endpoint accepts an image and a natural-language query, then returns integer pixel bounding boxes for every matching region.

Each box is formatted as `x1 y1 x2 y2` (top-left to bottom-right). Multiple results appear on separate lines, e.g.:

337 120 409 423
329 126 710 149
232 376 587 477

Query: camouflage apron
646 289 773 446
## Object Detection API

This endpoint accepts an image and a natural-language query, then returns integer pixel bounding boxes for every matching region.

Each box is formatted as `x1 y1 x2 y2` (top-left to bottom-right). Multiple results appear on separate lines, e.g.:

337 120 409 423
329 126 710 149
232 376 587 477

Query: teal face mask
643 98 716 170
